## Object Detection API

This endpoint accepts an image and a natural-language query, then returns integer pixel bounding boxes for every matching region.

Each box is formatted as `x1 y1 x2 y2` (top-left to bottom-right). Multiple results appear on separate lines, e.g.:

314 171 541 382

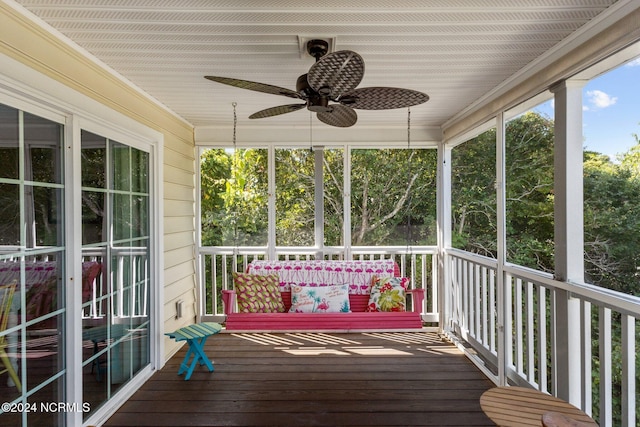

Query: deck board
104 331 496 426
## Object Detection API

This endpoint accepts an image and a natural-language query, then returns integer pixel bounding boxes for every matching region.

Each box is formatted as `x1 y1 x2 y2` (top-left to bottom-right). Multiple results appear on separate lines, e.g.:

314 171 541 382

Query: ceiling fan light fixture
317 86 332 96
307 96 330 113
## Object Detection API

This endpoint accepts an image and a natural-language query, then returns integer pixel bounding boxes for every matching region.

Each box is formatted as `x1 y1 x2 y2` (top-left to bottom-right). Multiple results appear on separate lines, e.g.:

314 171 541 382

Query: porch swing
222 107 424 331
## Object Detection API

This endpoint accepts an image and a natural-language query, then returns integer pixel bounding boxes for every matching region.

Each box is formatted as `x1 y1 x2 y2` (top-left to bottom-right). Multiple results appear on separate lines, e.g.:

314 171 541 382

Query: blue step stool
165 322 222 380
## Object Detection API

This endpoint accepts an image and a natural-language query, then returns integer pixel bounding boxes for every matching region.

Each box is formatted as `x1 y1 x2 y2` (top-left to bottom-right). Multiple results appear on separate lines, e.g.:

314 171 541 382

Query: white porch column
495 112 507 385
551 79 586 406
343 146 352 260
267 145 277 259
437 142 451 333
314 148 324 259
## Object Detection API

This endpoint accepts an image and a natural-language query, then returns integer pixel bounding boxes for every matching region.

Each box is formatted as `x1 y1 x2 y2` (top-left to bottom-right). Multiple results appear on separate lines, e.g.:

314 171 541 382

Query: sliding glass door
81 131 150 419
0 102 154 426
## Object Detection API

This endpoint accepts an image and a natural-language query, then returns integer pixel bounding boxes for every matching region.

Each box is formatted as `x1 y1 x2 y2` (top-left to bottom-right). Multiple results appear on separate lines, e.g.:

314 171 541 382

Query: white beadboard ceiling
13 0 619 135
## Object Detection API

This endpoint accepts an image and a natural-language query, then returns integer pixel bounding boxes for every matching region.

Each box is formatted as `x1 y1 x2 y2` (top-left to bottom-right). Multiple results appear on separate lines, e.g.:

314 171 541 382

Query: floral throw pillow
289 284 351 313
366 276 409 312
233 272 285 313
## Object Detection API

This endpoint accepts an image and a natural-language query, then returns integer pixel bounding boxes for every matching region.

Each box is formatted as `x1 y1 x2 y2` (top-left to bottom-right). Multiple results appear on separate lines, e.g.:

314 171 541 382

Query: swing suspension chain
231 102 239 254
406 107 413 255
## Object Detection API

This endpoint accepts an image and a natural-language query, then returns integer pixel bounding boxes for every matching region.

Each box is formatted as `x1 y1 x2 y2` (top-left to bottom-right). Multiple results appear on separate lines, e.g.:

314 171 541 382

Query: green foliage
350 149 437 246
505 112 555 271
584 149 640 295
200 148 268 246
275 149 317 246
451 127 498 256
201 147 437 248
200 149 231 246
452 111 639 291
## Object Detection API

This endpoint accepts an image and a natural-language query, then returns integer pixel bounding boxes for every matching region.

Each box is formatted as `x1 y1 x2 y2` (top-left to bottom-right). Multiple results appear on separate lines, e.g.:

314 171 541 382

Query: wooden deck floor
104 331 497 426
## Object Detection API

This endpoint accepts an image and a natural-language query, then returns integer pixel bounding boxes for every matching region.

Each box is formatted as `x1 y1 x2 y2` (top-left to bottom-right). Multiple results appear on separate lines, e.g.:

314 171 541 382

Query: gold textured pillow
232 272 285 313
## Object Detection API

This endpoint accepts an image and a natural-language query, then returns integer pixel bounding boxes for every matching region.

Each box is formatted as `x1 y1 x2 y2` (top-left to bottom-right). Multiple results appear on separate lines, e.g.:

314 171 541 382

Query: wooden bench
223 260 425 331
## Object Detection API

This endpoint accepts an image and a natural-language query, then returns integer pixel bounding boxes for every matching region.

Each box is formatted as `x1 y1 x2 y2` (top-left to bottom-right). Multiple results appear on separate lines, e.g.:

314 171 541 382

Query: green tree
452 112 556 270
275 148 316 246
584 147 640 295
451 127 498 256
505 112 555 271
200 149 230 246
350 149 437 246
200 148 268 247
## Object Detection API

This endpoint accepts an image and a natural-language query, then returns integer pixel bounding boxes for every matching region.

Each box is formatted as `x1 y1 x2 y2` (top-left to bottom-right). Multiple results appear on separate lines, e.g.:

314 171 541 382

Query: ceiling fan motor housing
296 74 331 112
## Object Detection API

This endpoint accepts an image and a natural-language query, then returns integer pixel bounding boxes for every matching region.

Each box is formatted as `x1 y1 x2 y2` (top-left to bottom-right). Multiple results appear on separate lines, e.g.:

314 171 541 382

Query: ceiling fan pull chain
309 111 313 152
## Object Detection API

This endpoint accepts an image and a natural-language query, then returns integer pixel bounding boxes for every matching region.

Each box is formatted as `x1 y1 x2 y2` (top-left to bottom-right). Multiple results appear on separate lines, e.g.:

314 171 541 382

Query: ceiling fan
205 39 429 128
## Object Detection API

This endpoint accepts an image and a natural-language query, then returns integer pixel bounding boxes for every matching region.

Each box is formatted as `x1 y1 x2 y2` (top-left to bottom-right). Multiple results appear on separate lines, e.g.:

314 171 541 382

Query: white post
495 112 507 385
314 148 324 259
551 79 586 406
268 145 276 260
343 146 352 260
65 116 84 427
437 142 451 333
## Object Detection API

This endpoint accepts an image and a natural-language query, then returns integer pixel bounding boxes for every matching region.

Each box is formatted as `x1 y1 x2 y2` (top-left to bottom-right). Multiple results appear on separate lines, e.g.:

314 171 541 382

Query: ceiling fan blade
205 76 301 99
249 104 306 119
307 50 364 100
316 104 358 128
340 87 429 110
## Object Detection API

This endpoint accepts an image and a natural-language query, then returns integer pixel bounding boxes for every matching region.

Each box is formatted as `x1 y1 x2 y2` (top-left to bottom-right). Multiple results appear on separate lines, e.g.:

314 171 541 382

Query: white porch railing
198 246 439 322
446 248 639 427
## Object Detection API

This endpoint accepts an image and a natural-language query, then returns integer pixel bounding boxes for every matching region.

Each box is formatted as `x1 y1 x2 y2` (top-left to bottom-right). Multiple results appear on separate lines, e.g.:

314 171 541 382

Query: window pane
451 128 497 256
82 191 106 245
505 107 554 272
0 183 20 246
24 112 63 184
200 148 268 246
24 254 65 381
81 131 106 189
82 132 107 246
0 104 19 180
351 148 437 246
113 193 131 243
275 148 315 247
30 185 63 246
112 142 130 191
132 195 149 239
131 149 149 193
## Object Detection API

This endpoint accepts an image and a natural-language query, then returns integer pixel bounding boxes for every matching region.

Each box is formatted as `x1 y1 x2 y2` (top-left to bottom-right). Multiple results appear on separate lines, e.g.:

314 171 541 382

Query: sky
535 55 640 160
